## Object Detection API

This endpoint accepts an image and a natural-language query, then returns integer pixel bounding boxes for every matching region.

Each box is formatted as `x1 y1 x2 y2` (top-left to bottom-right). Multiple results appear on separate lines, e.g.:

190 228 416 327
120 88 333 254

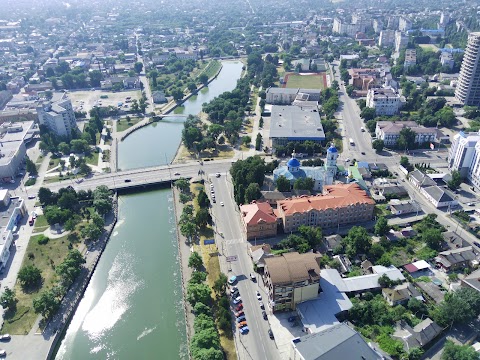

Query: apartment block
456 32 480 106
375 121 437 147
395 31 409 52
449 131 480 190
440 52 455 69
276 183 375 233
37 93 77 138
366 88 404 116
379 29 395 48
404 49 417 69
399 17 412 32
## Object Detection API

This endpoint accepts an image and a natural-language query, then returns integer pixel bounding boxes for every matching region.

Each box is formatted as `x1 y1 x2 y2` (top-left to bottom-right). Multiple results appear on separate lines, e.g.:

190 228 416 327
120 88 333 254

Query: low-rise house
404 49 417 69
415 281 445 304
382 282 423 306
249 244 273 269
404 260 432 277
435 246 477 272
393 318 443 352
323 234 342 253
375 121 436 147
152 90 166 103
292 59 310 72
347 68 381 90
389 201 421 215
441 231 469 250
421 186 457 209
264 252 321 312
289 323 382 360
461 268 480 293
240 202 277 240
409 169 436 188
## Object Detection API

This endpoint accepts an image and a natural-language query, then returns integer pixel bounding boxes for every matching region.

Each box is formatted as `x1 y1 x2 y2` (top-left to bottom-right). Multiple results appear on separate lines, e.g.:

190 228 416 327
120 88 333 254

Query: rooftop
264 252 321 285
240 202 277 225
269 105 325 141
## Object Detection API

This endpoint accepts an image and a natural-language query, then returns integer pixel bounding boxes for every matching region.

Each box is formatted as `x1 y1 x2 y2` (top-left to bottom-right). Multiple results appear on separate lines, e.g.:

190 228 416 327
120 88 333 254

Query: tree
187 82 197 93
89 70 103 87
397 128 416 151
58 142 70 155
244 183 262 204
193 302 211 316
441 340 479 360
213 273 228 295
241 136 251 147
400 156 411 169
448 170 462 190
25 156 37 176
171 88 184 102
360 107 376 120
255 133 262 151
0 287 16 310
194 313 216 332
188 251 203 271
186 283 211 306
298 225 322 249
18 265 42 288
421 228 443 250
81 222 103 241
57 192 78 210
276 175 291 192
433 287 480 326
190 271 208 285
374 216 390 236
407 298 427 317
134 62 143 74
174 178 190 192
293 177 315 191
197 189 210 208
195 208 211 229
44 206 71 225
56 249 85 286
198 73 209 86
372 139 384 153
344 226 372 257
33 289 60 319
193 348 223 360
180 221 196 239
345 85 354 97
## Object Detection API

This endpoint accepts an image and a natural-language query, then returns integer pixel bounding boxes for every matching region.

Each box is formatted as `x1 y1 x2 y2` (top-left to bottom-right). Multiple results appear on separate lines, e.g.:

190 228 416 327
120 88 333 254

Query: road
210 173 279 360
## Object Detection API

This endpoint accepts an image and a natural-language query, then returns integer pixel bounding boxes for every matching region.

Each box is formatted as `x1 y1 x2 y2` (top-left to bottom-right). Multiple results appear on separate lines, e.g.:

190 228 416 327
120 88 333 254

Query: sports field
284 73 327 90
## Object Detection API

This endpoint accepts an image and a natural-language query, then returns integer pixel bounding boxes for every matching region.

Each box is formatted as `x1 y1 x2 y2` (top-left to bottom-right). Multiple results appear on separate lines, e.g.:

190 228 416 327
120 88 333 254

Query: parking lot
67 89 142 114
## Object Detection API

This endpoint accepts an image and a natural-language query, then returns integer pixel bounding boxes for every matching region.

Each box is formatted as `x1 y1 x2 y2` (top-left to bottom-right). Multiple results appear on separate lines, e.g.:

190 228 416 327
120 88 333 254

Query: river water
55 61 243 359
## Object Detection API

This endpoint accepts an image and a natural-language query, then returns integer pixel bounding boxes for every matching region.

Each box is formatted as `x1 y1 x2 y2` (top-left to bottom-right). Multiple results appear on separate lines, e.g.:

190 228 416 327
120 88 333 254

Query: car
0 334 10 341
250 273 256 282
235 311 244 317
474 241 480 248
361 151 366 155
235 304 243 311
231 291 239 299
210 189 215 194
259 302 264 309
230 286 238 293
262 310 267 320
17 172 24 177
240 326 249 334
124 179 132 183
174 172 180 176
212 199 216 203
32 212 37 219
288 316 296 322
268 329 274 339
256 291 262 301
220 202 224 206
345 158 350 162
210 184 214 188
468 202 475 206
236 315 246 323
28 195 36 199
28 175 36 179
228 276 237 285
215 173 221 177
9 179 14 184
237 321 248 328
233 297 242 304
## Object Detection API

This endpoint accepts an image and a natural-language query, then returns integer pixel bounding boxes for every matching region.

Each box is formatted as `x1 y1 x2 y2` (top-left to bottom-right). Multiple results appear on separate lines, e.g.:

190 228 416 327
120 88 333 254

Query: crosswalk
223 238 244 245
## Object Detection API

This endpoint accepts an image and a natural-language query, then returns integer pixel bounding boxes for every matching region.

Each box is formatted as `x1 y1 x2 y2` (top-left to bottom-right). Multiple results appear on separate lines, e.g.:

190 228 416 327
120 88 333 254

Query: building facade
37 93 77 137
375 121 436 147
395 31 408 52
456 32 480 106
276 183 375 233
404 49 417 69
263 252 321 312
448 131 480 177
379 30 395 47
366 88 403 116
239 202 278 240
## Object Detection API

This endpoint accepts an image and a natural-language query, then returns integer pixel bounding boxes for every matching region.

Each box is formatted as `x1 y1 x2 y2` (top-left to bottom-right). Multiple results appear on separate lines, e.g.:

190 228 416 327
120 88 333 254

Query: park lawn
85 151 99 166
419 44 439 52
285 73 326 90
116 117 142 132
33 215 49 232
47 158 61 171
43 174 76 184
199 145 234 160
1 234 72 335
200 60 221 80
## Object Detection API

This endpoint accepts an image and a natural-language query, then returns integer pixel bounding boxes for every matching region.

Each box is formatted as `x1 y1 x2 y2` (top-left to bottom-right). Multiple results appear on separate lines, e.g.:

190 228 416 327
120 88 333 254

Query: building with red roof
240 202 278 240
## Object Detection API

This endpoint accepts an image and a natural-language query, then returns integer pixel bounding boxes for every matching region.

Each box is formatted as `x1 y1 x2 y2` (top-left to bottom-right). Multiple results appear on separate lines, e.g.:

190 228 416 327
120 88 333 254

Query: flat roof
0 196 21 230
0 121 34 166
269 105 325 141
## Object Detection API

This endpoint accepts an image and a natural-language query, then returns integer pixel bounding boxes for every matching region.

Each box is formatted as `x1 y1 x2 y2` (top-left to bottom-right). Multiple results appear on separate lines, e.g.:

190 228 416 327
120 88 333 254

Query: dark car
268 329 274 339
262 311 267 320
361 151 366 155
124 179 132 183
474 241 480 248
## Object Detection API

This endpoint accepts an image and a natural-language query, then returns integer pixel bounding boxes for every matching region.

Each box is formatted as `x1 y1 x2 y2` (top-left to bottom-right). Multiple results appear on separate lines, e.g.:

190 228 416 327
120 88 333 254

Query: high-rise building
399 17 412 32
395 31 408 52
379 30 395 47
448 131 480 190
37 93 78 138
455 32 480 106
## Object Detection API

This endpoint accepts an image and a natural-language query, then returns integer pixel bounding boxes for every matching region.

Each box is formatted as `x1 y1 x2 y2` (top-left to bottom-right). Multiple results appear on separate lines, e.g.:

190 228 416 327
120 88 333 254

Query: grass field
1 234 73 334
116 117 142 132
85 151 99 166
419 44 440 52
284 73 327 90
33 215 49 233
199 60 221 80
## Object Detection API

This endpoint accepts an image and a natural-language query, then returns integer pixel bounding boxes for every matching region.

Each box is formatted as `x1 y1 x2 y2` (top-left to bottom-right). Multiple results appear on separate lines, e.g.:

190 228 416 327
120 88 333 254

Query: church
273 144 339 191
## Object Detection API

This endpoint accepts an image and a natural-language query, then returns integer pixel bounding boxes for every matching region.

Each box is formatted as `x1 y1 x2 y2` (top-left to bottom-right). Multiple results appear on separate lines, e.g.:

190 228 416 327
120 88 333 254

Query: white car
233 296 242 304
0 334 10 341
256 291 262 301
0 349 5 356
220 202 224 206
210 184 214 188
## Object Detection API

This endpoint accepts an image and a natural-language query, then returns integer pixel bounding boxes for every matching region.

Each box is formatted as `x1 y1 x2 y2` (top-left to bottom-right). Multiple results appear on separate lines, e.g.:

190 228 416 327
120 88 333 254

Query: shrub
37 235 50 245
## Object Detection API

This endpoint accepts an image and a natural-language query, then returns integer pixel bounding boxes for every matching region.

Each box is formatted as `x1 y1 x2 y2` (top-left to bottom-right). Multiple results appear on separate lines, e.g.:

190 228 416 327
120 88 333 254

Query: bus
349 138 355 145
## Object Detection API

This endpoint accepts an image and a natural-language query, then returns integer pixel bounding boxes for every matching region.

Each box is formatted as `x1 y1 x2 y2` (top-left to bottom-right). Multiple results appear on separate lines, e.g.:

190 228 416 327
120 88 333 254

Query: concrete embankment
46 194 119 360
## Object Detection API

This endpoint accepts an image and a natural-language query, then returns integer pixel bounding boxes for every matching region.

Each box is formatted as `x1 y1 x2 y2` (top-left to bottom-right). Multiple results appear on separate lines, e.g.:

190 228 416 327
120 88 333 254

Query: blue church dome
327 144 338 153
287 157 301 168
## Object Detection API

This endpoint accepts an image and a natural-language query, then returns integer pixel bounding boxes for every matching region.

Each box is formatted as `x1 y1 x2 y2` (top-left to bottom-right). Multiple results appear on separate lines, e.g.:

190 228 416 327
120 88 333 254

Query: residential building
265 88 320 105
382 283 423 306
366 88 404 116
399 17 412 32
36 93 77 137
440 52 455 69
393 318 442 351
471 141 480 190
408 169 457 208
461 268 480 293
276 183 375 233
379 29 395 47
292 59 310 72
269 105 325 148
415 281 445 304
404 260 432 277
373 19 384 34
435 246 477 272
442 231 469 250
375 121 436 146
387 16 399 30
404 49 417 69
152 90 167 103
0 190 26 269
395 31 409 52
347 69 381 90
332 18 363 37
456 32 480 106
273 145 338 192
289 323 382 360
439 13 450 28
239 202 277 240
0 121 35 181
263 252 321 312
389 201 421 215
448 131 480 181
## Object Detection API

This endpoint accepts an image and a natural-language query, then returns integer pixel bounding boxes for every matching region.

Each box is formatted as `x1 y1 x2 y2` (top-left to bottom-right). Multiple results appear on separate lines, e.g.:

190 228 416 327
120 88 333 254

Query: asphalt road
210 174 279 360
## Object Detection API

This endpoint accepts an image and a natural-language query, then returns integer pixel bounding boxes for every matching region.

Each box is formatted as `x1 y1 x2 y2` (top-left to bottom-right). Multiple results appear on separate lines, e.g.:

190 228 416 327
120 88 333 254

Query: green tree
89 70 103 87
441 340 479 360
44 206 71 225
194 313 216 332
213 273 228 295
193 302 211 316
18 265 42 288
374 216 390 236
345 85 354 97
38 187 55 205
400 156 411 169
186 283 211 306
344 226 372 257
293 177 315 191
57 192 78 210
448 170 462 190
174 178 190 192
193 348 223 360
397 128 416 150
70 139 90 153
180 221 197 239
195 208 211 229
33 289 60 319
0 287 16 310
198 73 209 86
244 183 262 204
25 156 38 176
190 271 208 285
407 297 428 317
197 189 210 208
432 287 480 326
80 222 103 241
372 139 384 153
421 228 443 250
134 62 143 74
56 249 85 286
255 133 262 151
276 175 291 192
298 225 323 249
241 136 251 146
188 251 203 271
58 142 70 155
360 107 376 120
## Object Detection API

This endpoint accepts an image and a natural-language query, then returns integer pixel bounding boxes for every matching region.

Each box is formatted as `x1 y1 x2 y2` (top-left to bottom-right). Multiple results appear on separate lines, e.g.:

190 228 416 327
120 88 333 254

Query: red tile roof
240 202 277 225
278 183 375 216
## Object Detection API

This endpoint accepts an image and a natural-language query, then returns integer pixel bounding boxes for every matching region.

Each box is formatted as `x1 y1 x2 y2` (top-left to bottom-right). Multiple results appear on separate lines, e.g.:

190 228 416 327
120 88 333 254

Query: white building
395 31 409 52
399 17 412 32
37 93 77 138
333 18 363 37
375 121 437 147
379 30 395 48
373 19 384 34
440 52 455 69
455 32 480 106
448 131 480 177
366 88 404 116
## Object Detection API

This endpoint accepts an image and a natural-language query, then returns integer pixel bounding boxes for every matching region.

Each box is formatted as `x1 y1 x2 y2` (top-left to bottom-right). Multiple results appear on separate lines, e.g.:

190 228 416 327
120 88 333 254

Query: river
55 61 243 359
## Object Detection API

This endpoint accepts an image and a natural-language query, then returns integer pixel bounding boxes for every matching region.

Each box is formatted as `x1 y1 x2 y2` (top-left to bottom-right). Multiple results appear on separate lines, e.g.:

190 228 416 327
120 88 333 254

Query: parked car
250 273 256 282
233 296 242 304
230 286 238 293
268 329 274 339
235 304 243 311
236 315 246 323
288 316 296 322
235 311 244 318
215 173 221 177
240 326 249 334
262 311 267 320
124 179 132 183
259 302 264 309
0 334 10 341
0 349 5 356
220 202 224 206
256 291 262 301
228 276 237 285
28 195 36 199
174 172 180 176
237 321 248 328
231 291 239 299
